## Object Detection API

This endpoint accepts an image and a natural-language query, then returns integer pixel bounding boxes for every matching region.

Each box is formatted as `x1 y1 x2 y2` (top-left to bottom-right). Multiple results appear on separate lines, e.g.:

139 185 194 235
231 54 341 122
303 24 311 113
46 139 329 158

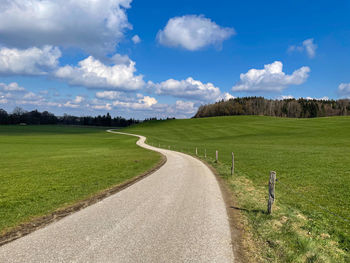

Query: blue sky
0 0 349 119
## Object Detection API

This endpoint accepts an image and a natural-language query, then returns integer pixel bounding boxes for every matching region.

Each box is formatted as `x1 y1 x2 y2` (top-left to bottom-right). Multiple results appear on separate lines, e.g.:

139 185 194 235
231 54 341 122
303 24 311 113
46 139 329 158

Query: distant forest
0 107 140 127
194 97 350 118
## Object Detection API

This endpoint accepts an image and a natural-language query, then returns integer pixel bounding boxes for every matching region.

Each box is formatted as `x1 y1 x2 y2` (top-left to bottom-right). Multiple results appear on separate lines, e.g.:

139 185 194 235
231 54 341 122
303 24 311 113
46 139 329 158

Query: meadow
0 125 161 235
124 116 350 262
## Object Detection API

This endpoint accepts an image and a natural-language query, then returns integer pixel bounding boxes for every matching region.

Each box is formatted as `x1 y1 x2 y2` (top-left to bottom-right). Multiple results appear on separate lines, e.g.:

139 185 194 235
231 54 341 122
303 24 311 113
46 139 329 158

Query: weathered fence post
205 149 207 158
231 152 234 176
215 150 218 163
267 171 277 214
196 147 198 156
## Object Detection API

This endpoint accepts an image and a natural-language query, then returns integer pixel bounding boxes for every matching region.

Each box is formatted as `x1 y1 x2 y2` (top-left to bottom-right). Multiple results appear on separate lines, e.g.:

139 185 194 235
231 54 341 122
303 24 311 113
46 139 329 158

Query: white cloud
288 38 317 58
232 61 310 92
62 95 85 108
149 77 222 102
2 88 62 108
0 46 61 75
55 55 144 91
0 85 199 118
217 92 235 101
110 54 132 66
0 0 132 56
338 83 350 96
91 103 113 111
96 91 122 100
277 95 330 101
113 95 157 110
23 92 39 100
157 15 235 51
0 82 25 91
303 39 317 58
175 100 196 114
63 101 80 108
73 96 84 103
305 96 329 101
278 95 294 100
132 35 141 44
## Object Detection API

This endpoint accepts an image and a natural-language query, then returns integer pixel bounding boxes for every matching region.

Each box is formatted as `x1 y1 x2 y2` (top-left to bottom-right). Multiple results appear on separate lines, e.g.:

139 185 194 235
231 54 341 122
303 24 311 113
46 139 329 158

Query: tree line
0 107 140 127
194 97 350 118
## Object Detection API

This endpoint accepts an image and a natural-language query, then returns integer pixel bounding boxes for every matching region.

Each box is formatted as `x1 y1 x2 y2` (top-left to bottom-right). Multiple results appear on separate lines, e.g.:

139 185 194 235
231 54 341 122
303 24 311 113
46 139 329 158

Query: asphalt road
0 131 234 262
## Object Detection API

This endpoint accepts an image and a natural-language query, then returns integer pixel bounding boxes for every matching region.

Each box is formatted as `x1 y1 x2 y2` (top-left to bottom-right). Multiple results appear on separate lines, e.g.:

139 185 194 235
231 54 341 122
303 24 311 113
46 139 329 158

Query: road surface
0 131 234 262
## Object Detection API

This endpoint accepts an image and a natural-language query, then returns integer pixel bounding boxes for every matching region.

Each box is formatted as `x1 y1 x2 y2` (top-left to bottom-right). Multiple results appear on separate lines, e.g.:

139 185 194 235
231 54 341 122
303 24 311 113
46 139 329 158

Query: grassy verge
123 116 350 262
0 125 161 235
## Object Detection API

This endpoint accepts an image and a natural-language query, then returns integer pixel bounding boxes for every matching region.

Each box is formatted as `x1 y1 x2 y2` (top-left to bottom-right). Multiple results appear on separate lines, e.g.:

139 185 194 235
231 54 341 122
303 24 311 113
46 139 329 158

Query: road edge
190 155 249 263
0 132 167 247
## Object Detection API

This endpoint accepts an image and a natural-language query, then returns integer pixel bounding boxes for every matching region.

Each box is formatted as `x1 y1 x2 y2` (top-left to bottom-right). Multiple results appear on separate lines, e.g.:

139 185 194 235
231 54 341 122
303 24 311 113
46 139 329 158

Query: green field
123 116 350 262
0 125 161 235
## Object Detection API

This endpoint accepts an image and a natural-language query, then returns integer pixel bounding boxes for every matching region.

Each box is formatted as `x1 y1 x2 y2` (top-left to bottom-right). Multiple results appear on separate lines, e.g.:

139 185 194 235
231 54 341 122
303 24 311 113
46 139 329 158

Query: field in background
0 125 161 234
124 116 350 262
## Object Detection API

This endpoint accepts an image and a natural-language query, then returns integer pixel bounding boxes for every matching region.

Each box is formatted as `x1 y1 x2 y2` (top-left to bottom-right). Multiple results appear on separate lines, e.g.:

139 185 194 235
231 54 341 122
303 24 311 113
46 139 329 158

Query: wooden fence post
205 149 207 158
196 147 198 156
267 171 276 214
231 152 234 176
215 150 218 163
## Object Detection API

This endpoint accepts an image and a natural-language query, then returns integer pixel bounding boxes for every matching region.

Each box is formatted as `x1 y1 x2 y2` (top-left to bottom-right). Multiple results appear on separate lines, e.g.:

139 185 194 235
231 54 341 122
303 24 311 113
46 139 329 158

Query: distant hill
194 97 350 118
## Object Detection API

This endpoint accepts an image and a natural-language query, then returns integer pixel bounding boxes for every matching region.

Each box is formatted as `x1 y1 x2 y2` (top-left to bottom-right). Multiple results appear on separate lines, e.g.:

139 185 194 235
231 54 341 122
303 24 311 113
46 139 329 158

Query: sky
0 0 350 119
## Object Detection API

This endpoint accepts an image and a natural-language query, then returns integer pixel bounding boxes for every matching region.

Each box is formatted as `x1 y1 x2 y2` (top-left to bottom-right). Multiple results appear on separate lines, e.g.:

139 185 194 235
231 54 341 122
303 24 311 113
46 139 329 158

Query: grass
0 125 161 235
123 116 350 262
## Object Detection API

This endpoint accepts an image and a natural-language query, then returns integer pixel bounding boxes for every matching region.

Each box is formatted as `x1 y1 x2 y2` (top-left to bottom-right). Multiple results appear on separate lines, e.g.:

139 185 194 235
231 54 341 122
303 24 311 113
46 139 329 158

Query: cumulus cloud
3 89 52 107
113 95 157 110
55 55 144 91
217 92 235 101
157 15 235 51
277 95 330 101
96 91 122 100
132 35 141 44
91 103 113 111
175 100 196 114
277 95 295 100
338 83 350 96
148 77 222 102
0 46 61 75
232 61 310 92
0 85 199 118
0 82 25 91
63 101 79 108
288 38 317 58
73 96 84 104
62 96 85 108
0 0 132 56
305 96 329 101
1 88 90 109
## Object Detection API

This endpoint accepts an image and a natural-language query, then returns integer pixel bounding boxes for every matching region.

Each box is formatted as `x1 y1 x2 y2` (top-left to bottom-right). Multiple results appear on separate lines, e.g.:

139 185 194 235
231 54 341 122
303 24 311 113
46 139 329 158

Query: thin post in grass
267 171 277 214
205 149 207 159
168 146 170 150
231 152 234 176
215 150 218 163
196 147 198 156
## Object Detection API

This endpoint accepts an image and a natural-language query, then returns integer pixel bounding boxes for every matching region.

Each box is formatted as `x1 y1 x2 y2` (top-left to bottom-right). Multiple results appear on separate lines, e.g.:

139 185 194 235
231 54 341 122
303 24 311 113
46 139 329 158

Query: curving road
0 131 234 263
